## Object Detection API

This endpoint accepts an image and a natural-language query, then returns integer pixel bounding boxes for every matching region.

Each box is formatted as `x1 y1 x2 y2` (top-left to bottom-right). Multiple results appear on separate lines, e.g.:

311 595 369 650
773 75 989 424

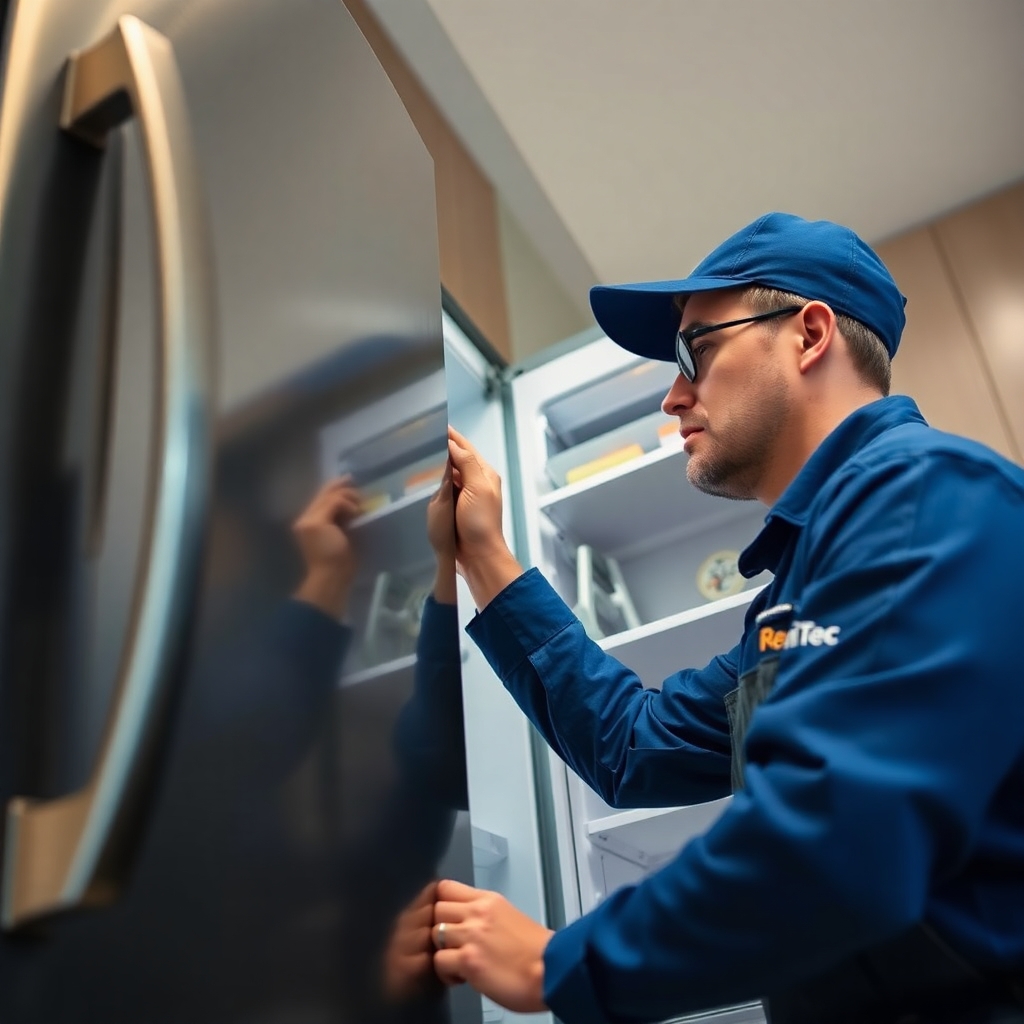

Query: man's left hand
291 477 362 620
432 879 553 1013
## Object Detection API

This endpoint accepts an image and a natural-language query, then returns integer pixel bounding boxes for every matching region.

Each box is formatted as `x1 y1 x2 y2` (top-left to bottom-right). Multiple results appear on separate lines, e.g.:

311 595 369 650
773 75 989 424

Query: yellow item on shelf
565 443 644 484
359 492 391 515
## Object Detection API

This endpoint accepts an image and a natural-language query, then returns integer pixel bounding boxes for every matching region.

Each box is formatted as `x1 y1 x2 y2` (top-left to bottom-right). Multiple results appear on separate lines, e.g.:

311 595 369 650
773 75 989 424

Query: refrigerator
0 1 482 1021
443 313 772 1024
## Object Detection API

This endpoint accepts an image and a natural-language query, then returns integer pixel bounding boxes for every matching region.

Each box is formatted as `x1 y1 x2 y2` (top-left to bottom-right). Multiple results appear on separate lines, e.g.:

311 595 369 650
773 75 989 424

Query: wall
878 178 1024 464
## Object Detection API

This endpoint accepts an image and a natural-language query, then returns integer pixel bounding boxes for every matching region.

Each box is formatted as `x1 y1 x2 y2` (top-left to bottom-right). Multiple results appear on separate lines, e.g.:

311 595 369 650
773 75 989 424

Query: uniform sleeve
541 453 1024 1024
466 568 738 808
392 595 468 810
189 598 352 785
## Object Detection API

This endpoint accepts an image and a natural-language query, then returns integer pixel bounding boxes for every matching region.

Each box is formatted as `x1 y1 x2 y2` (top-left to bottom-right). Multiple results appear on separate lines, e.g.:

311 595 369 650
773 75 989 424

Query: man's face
661 288 794 502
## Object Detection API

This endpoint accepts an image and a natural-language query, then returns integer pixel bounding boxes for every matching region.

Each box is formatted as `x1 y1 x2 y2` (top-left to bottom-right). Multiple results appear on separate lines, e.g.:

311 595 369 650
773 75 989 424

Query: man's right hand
446 426 505 555
446 426 525 610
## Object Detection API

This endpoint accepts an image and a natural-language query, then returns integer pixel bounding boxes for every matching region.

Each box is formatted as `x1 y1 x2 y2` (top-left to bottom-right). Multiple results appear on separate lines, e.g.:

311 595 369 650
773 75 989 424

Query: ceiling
366 0 1024 317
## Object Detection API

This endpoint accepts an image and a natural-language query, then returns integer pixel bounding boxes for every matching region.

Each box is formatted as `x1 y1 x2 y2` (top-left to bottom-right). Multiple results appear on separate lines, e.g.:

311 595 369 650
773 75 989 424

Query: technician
426 213 1024 1024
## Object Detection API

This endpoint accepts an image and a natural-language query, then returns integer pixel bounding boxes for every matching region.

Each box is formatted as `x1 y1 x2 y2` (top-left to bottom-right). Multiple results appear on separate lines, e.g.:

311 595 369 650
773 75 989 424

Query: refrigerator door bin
541 358 678 450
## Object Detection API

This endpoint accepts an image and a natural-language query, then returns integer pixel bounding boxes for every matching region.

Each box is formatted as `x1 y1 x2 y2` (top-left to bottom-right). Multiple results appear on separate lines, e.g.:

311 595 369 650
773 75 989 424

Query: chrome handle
1 16 216 930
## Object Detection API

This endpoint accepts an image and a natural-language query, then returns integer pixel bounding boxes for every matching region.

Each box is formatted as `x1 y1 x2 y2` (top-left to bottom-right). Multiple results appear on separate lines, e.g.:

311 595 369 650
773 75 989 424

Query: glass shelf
340 653 416 688
600 586 765 683
587 797 732 869
538 446 748 553
348 487 435 574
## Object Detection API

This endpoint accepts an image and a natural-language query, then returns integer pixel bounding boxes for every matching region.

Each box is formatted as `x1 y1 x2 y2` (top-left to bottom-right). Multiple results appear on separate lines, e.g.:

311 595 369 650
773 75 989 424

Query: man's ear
796 301 837 375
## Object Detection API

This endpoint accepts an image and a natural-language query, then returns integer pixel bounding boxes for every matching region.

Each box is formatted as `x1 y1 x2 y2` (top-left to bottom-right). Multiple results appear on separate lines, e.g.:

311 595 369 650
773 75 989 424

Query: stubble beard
685 372 791 502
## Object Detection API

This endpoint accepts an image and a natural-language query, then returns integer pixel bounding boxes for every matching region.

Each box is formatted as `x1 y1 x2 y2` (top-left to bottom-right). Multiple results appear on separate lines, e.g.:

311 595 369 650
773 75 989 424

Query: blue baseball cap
589 212 907 363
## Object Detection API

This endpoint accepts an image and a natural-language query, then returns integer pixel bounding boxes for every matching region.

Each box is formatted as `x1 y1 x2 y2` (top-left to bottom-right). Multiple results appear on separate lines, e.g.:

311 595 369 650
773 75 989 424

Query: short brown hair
741 286 891 395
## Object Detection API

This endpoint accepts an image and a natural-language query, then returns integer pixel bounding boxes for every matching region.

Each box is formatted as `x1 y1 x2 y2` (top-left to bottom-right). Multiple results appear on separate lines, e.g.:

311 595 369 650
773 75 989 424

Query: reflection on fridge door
0 1 480 1021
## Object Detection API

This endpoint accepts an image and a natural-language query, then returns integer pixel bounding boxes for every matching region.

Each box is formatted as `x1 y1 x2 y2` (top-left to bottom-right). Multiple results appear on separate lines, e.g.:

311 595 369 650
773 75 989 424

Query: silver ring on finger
435 921 447 950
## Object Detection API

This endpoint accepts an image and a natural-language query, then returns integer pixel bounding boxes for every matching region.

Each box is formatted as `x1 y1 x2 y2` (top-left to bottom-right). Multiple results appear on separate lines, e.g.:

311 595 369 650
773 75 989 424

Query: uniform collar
739 395 927 576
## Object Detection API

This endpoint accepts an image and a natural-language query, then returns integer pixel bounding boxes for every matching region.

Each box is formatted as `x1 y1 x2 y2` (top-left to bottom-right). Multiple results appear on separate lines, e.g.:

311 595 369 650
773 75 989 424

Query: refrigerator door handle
1 16 216 931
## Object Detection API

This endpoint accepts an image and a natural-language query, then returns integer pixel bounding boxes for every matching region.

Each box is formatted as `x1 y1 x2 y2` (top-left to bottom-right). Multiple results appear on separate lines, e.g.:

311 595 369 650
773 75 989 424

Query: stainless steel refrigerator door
0 1 478 1021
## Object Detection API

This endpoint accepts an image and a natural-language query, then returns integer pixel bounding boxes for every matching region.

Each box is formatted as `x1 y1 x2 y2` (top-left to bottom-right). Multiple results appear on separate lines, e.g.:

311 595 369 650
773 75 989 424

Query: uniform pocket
726 602 796 790
726 658 780 790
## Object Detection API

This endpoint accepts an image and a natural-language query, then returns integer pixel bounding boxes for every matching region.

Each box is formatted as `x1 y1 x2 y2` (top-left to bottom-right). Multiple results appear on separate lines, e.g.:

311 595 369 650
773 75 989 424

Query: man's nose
662 373 697 415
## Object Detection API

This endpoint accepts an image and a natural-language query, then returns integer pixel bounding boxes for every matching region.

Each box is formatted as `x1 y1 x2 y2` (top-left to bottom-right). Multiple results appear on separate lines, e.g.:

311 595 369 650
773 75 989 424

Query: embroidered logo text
759 620 841 652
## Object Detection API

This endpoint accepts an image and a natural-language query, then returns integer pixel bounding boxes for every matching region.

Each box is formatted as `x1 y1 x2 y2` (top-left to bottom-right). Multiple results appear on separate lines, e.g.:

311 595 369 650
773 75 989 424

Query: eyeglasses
675 305 805 382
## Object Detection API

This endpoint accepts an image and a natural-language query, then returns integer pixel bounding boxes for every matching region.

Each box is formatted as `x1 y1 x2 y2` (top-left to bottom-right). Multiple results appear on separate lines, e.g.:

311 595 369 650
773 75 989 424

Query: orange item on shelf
403 463 445 495
657 420 684 449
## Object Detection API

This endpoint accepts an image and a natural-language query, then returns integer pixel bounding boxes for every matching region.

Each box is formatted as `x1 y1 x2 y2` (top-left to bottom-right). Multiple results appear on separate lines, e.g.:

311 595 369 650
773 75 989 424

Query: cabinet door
877 228 1017 460
932 182 1024 462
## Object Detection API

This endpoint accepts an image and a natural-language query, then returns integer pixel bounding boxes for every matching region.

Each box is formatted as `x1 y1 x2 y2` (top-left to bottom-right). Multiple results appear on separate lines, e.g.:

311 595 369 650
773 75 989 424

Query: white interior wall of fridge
443 314 555 1024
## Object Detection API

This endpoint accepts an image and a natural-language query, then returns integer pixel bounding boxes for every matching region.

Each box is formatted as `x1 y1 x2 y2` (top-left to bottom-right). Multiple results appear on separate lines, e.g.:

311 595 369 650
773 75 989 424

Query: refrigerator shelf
348 489 434 573
598 586 765 684
664 1004 765 1024
350 485 434 528
340 653 416 689
537 446 742 553
586 797 732 870
543 409 681 487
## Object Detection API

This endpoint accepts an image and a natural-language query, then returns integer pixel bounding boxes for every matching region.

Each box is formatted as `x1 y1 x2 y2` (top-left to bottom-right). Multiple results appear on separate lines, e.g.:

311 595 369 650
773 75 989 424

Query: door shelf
587 798 732 869
340 653 416 688
537 446 746 553
348 488 434 573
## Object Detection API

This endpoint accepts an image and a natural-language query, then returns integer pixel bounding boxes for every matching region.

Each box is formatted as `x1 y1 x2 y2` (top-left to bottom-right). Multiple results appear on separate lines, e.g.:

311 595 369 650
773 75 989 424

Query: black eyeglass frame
675 305 805 382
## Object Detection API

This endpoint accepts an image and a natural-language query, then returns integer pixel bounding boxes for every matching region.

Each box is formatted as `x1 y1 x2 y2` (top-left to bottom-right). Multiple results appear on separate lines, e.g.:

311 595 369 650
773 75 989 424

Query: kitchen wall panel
933 181 1024 460
877 178 1024 464
878 227 1017 460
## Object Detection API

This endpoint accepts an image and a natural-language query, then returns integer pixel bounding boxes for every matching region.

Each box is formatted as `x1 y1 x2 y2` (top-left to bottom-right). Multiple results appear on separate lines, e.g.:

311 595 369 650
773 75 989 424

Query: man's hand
432 879 553 1014
446 427 525 609
291 478 362 620
382 882 442 1004
445 427 505 556
426 460 458 604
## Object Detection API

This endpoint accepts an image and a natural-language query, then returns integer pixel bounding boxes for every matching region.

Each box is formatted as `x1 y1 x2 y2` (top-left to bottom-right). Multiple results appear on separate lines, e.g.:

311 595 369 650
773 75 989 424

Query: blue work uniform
466 396 1024 1024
